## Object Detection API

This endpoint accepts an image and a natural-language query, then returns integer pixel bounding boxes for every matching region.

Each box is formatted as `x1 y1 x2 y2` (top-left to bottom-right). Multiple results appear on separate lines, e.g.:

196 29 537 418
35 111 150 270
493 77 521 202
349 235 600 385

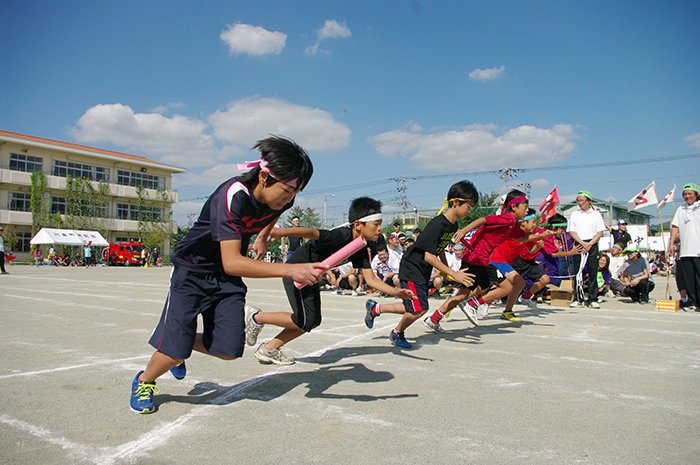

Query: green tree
170 225 190 252
63 175 110 234
136 186 175 254
30 171 49 235
284 206 321 228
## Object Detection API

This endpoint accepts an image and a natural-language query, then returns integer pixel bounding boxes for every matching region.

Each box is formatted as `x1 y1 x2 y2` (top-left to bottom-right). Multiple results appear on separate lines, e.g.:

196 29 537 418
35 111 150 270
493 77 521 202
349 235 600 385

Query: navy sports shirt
172 176 294 273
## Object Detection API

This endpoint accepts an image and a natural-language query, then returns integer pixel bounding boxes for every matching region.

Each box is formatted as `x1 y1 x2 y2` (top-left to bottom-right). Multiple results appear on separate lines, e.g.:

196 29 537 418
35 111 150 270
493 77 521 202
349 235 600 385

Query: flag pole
653 180 670 299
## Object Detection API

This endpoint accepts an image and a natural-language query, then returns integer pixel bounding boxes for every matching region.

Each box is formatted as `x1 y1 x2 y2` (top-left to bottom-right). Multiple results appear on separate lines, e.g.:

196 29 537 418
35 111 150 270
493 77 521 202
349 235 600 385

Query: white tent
30 228 109 247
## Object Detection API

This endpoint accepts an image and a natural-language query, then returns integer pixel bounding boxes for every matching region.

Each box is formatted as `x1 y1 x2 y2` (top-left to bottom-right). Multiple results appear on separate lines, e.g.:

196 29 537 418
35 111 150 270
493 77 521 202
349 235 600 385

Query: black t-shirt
287 225 383 270
172 176 293 273
288 236 303 252
611 229 632 248
399 214 456 283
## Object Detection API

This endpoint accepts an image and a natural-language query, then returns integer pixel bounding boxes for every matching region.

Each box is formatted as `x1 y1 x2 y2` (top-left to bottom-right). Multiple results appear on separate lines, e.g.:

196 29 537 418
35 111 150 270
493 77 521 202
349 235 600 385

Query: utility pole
322 195 334 228
499 164 524 193
398 175 408 223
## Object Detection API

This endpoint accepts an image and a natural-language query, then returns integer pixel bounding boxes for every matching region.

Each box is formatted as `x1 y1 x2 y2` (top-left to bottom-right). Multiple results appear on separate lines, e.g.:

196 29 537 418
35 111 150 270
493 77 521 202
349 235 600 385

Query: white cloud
70 103 222 167
208 98 351 154
531 178 551 190
684 131 700 149
220 23 286 56
368 124 579 171
174 163 243 188
151 102 186 114
317 20 351 40
469 66 505 82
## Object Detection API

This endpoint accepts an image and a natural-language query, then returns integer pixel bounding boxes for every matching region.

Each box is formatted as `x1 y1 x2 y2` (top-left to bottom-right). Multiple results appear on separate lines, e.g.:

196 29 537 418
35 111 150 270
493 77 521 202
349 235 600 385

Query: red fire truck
102 242 148 266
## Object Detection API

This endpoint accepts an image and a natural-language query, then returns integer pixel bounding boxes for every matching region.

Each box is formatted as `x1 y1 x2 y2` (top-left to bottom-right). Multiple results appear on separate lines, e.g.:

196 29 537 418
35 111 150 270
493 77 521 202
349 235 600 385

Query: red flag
538 185 559 224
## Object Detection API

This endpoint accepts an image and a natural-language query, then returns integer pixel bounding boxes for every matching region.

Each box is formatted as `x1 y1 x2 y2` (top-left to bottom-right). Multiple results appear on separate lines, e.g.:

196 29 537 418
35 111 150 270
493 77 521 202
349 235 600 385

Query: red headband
507 195 528 207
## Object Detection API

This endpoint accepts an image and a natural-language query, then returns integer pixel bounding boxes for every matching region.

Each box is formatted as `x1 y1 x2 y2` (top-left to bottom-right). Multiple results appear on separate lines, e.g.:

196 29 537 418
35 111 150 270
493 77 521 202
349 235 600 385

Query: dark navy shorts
400 280 429 314
149 267 247 360
284 277 322 333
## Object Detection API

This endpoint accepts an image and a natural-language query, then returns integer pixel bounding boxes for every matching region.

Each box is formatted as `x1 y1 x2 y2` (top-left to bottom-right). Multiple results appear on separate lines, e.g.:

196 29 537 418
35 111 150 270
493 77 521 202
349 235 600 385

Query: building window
51 197 66 214
9 192 31 212
117 203 162 221
13 232 33 253
9 153 43 173
52 160 110 181
117 170 165 190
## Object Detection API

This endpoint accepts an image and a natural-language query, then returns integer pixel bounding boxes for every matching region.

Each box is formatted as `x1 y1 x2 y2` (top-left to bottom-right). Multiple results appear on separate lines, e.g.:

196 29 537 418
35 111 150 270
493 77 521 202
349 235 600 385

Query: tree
30 171 49 235
284 206 321 228
136 186 175 254
170 225 189 252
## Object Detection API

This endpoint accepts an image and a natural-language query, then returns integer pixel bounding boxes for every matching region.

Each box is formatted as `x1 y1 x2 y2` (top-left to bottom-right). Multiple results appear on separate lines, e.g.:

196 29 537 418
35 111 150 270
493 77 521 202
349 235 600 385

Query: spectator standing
283 216 303 261
568 191 606 308
606 219 632 248
669 183 700 311
84 244 92 268
0 227 8 274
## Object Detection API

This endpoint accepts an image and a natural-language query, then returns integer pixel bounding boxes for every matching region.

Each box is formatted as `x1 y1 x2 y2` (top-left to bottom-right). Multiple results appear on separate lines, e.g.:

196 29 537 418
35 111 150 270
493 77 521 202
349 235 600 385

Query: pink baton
294 236 368 289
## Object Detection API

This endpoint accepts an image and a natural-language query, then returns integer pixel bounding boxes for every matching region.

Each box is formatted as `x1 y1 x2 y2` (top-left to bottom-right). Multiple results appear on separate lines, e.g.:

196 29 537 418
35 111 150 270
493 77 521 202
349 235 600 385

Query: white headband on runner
357 213 382 223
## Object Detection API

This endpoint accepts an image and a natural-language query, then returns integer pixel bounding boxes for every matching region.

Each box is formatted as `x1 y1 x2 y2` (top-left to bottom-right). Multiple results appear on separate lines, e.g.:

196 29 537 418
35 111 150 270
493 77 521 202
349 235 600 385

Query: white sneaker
335 289 345 295
587 301 600 309
521 297 538 310
351 289 359 296
244 305 264 346
459 301 480 327
422 316 445 333
476 303 490 319
254 343 295 365
569 301 583 308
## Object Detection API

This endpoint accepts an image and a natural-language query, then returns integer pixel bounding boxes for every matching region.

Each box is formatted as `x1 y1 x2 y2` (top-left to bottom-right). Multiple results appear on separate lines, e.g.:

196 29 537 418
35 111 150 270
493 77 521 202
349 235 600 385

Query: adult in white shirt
669 183 700 311
607 242 626 294
370 244 400 287
567 190 606 307
387 233 403 262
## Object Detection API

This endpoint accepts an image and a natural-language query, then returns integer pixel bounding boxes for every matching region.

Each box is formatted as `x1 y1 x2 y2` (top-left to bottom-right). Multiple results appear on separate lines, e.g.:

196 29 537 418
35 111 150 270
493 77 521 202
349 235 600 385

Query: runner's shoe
130 371 159 414
476 302 490 319
422 316 445 333
500 311 521 322
254 343 295 365
351 289 359 296
365 299 378 329
244 305 264 346
587 301 600 309
459 301 480 327
569 301 583 308
520 296 538 310
169 361 186 380
389 330 411 348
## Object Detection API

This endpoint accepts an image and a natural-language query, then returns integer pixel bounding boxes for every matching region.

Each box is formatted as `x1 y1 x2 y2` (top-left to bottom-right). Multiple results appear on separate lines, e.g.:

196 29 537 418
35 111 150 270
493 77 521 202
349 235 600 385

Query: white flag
658 184 676 209
627 181 658 211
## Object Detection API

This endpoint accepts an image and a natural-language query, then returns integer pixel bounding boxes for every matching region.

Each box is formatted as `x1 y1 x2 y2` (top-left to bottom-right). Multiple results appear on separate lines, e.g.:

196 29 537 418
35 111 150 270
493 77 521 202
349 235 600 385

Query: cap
398 232 406 239
683 183 699 194
617 219 627 225
578 190 592 200
625 244 639 253
0 226 3 231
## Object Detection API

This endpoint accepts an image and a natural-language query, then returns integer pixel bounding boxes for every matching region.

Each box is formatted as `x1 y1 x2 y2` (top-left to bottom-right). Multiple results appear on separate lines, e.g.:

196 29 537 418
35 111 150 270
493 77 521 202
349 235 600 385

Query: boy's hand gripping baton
294 236 368 289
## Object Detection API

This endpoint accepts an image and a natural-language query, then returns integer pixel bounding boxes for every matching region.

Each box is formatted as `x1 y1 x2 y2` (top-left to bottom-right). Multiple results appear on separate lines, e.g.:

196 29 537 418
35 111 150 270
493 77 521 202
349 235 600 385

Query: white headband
357 213 382 223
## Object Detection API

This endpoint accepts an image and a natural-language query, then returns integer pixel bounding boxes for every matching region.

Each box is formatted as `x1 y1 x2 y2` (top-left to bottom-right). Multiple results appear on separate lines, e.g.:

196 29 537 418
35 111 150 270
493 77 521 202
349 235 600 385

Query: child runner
363 181 477 348
244 197 415 364
535 213 583 298
425 190 534 328
130 136 328 414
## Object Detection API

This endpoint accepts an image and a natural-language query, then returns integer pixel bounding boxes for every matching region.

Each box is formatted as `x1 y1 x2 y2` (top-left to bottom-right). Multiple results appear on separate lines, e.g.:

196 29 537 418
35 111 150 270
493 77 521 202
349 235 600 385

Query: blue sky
2 0 699 227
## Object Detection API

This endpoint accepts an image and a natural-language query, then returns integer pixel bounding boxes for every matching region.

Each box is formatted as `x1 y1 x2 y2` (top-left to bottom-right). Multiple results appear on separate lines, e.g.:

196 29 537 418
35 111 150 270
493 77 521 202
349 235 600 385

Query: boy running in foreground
130 136 328 414
244 197 415 364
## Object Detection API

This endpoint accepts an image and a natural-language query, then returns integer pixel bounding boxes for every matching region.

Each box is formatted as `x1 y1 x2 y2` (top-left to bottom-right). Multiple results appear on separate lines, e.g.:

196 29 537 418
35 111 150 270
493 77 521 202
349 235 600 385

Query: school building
0 130 185 261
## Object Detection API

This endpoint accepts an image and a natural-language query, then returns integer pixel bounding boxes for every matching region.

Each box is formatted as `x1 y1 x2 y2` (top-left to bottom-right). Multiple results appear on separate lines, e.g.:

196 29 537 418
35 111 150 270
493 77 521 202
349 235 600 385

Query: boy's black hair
447 180 479 208
291 215 300 220
527 207 537 216
504 189 528 212
414 228 421 234
376 244 388 253
547 213 568 228
240 135 313 191
405 238 415 245
349 197 382 223
394 222 401 227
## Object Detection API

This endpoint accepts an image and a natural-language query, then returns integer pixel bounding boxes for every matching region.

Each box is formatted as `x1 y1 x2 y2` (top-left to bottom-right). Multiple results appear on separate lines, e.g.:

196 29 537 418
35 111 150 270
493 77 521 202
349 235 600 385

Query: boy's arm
252 217 280 259
551 245 583 257
270 226 320 242
361 268 415 300
423 251 474 285
220 239 328 285
453 217 487 244
517 230 554 243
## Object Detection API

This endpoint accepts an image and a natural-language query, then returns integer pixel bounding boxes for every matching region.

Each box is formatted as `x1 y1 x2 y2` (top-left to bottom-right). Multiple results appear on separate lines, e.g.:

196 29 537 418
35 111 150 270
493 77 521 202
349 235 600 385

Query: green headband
549 222 568 227
684 183 699 194
578 190 592 200
613 243 623 251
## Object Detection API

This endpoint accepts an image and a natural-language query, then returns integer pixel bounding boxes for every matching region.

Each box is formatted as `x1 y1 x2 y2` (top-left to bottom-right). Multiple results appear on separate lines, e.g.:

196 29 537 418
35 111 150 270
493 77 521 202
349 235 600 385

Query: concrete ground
1 265 698 465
